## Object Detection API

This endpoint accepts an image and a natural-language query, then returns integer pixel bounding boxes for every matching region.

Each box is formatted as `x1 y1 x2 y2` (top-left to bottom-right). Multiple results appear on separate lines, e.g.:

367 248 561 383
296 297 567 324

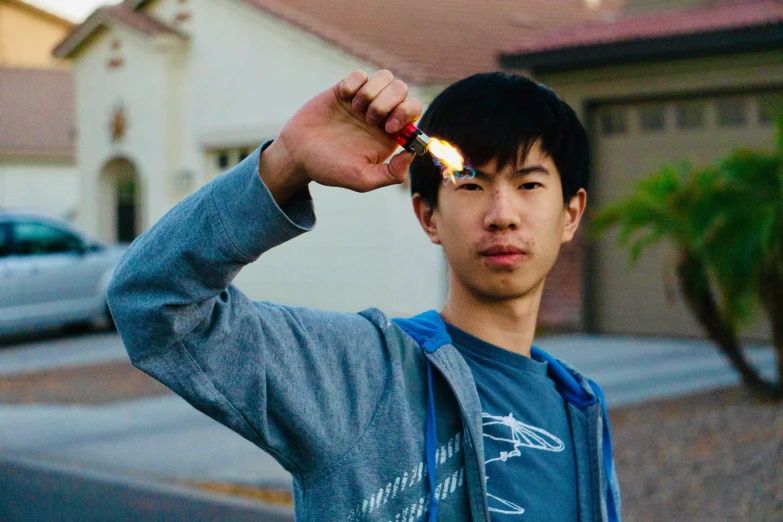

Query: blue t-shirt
446 323 579 521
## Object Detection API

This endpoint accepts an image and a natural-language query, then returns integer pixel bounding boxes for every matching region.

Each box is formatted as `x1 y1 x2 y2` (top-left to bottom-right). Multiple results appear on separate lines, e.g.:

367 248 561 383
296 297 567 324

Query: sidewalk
539 334 775 405
0 331 127 376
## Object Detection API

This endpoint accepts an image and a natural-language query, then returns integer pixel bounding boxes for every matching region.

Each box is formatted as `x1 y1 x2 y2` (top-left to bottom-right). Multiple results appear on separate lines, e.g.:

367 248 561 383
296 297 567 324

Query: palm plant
591 118 783 401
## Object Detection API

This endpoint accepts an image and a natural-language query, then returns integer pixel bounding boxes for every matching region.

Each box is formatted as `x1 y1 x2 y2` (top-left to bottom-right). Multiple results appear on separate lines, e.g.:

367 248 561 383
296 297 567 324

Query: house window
676 101 704 130
716 98 747 128
600 107 627 136
638 104 666 133
758 93 783 126
207 145 262 179
217 150 230 169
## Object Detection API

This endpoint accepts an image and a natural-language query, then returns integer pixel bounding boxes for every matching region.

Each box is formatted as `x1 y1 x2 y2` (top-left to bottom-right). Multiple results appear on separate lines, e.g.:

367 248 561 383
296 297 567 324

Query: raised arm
106 70 423 481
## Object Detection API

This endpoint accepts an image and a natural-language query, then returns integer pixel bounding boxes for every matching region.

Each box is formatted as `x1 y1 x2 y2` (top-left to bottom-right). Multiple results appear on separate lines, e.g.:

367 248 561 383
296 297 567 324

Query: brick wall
538 230 585 331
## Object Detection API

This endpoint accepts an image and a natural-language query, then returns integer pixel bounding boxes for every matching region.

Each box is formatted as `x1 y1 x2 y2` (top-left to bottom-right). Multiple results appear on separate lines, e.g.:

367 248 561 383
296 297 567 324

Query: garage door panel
592 93 775 341
596 236 705 337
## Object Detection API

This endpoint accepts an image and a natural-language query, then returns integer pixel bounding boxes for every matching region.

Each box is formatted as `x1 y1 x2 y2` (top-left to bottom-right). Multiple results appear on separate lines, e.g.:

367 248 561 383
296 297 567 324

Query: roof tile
506 0 783 54
59 0 624 83
238 0 624 83
0 68 74 159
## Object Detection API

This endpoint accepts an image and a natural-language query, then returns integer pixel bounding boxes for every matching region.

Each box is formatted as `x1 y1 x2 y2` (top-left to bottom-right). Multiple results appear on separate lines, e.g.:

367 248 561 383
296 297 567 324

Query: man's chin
472 282 540 303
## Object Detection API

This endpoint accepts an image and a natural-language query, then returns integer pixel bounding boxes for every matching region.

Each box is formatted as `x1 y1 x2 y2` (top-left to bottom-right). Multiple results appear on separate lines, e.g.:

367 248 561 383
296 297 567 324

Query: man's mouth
479 245 529 267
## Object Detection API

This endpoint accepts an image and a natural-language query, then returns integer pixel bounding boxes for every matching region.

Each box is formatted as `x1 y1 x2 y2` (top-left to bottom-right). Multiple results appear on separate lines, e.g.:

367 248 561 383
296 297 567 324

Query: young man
107 70 621 522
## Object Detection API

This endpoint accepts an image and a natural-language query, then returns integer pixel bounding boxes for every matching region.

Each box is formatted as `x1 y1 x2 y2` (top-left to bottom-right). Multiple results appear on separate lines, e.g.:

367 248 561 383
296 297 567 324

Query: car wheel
104 303 116 331
89 302 115 331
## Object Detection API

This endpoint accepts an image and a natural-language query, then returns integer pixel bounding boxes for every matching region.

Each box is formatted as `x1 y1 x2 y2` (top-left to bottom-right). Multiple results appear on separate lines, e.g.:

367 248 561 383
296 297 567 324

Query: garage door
591 91 780 340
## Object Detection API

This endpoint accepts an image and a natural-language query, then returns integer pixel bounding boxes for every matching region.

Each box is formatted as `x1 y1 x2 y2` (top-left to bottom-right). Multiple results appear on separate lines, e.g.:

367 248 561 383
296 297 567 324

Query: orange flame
427 138 465 183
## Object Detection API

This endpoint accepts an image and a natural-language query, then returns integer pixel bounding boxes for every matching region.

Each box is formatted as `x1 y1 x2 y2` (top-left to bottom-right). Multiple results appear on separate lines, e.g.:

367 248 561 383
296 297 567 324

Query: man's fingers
337 70 368 101
365 80 408 126
333 70 417 192
384 98 423 134
337 70 418 134
351 70 394 115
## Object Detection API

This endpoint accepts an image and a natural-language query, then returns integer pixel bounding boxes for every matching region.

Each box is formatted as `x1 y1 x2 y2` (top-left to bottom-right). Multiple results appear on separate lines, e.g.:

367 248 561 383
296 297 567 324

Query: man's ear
562 188 587 244
412 193 441 245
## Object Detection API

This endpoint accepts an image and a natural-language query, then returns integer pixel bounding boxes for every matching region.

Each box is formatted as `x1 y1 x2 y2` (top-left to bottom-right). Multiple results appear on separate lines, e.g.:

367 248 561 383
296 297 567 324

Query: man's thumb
387 151 415 183
365 151 414 190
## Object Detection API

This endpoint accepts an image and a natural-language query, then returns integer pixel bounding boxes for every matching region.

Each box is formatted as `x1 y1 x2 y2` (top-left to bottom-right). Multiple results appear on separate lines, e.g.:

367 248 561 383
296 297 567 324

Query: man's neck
439 279 544 358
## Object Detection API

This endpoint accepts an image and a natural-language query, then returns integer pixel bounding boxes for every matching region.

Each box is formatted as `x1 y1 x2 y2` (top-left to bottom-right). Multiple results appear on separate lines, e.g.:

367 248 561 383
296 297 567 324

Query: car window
0 224 9 258
12 222 82 256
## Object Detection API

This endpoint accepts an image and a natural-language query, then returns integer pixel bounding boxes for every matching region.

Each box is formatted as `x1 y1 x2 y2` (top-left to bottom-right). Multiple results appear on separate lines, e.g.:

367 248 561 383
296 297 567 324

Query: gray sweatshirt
107 143 622 522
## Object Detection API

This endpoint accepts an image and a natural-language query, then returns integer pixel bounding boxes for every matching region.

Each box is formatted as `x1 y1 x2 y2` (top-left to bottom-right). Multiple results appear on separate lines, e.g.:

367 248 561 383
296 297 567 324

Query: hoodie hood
394 310 597 407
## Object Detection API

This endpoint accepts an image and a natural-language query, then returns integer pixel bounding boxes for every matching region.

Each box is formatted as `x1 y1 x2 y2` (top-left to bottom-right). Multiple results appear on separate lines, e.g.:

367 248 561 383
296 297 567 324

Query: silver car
0 210 128 337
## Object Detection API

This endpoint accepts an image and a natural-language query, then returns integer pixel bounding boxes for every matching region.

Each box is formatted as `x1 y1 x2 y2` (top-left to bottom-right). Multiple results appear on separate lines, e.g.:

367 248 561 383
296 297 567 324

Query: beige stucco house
0 0 77 216
502 0 782 339
0 0 73 69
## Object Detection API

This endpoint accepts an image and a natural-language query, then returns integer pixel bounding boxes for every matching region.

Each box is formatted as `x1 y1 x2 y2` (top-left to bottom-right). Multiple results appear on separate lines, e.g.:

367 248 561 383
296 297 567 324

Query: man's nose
483 190 521 231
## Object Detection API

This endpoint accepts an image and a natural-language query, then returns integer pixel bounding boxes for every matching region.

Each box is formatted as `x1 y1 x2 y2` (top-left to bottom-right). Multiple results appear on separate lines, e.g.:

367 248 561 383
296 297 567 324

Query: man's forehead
471 142 552 176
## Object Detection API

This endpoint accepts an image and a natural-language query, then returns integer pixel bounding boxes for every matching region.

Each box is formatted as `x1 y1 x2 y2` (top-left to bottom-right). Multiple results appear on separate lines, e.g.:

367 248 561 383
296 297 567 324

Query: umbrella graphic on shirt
482 412 565 516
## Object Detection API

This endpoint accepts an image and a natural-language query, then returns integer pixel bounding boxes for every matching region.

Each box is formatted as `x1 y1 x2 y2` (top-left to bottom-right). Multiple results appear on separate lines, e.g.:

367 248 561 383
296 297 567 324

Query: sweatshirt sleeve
106 143 391 481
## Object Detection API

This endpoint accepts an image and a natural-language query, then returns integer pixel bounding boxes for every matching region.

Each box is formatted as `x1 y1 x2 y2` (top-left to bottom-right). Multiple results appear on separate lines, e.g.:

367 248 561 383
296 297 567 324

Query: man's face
415 141 586 303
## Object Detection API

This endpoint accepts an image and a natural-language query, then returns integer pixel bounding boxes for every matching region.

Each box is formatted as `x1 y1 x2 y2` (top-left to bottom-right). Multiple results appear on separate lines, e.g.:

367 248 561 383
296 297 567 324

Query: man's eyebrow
470 165 549 180
516 165 550 176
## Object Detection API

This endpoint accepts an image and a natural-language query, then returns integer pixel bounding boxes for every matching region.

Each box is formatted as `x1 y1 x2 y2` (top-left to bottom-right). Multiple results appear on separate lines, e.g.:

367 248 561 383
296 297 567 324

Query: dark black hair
409 72 590 207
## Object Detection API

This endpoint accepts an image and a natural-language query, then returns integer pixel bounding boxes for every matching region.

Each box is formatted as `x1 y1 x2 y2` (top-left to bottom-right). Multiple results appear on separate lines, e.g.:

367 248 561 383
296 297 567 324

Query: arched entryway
98 157 141 243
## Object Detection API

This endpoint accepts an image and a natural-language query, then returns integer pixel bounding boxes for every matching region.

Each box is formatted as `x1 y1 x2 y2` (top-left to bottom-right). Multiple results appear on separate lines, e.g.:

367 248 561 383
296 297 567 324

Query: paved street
0 455 294 522
0 329 776 519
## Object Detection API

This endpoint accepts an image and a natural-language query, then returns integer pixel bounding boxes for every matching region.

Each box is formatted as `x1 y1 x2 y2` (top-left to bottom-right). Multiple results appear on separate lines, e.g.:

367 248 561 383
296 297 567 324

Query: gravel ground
1 361 781 520
0 361 170 404
610 387 783 522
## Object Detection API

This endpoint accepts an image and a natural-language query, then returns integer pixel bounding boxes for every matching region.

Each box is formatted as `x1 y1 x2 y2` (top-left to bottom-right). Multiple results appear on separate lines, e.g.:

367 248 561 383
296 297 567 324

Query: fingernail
386 118 401 133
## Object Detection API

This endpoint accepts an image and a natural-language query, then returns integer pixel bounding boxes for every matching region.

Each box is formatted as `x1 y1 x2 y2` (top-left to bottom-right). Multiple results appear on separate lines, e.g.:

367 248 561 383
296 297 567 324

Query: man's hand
259 70 423 205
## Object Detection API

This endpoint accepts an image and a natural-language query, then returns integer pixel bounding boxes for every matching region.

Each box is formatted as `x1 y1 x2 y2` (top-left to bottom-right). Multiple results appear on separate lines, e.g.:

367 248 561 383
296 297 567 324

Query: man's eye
458 183 482 191
520 182 542 190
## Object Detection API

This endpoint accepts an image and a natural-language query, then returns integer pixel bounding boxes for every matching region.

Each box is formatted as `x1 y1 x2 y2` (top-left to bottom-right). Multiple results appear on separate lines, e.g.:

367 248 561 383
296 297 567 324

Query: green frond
775 114 783 154
629 230 664 263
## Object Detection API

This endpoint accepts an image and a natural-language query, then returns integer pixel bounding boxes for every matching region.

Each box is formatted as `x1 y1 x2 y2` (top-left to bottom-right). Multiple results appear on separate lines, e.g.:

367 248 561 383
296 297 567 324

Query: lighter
392 122 475 183
393 122 431 156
